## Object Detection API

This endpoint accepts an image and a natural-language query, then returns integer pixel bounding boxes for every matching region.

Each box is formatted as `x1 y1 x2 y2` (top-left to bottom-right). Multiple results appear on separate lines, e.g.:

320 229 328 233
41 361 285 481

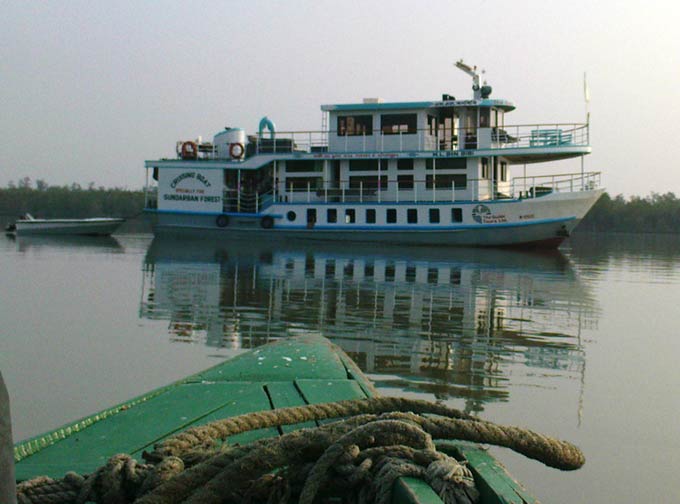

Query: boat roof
321 98 515 113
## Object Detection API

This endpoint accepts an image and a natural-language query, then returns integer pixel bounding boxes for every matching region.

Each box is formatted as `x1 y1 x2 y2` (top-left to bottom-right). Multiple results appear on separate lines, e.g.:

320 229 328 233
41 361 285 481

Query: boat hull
13 335 537 503
151 190 602 248
14 218 125 236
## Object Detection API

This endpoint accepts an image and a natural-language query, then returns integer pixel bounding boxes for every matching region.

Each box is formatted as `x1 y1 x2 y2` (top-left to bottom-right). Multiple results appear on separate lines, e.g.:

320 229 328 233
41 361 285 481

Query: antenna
455 59 483 99
583 72 590 125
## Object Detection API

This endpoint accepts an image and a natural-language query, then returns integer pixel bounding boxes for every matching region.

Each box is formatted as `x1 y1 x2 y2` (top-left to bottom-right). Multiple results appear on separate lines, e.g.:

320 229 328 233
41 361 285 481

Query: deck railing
146 170 600 212
175 123 590 161
247 123 589 155
510 171 601 198
271 171 600 206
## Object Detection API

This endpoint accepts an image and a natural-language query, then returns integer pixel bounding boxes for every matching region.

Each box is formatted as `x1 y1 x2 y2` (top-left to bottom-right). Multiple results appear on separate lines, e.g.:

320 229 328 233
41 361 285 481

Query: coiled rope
16 397 584 504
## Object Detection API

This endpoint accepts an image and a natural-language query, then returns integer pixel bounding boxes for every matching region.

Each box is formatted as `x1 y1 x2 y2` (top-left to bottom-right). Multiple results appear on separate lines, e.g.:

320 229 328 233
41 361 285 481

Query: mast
455 59 483 100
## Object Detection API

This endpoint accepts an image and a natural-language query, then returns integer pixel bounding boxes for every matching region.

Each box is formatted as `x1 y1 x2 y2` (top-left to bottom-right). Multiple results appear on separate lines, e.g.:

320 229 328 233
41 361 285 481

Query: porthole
287 211 297 221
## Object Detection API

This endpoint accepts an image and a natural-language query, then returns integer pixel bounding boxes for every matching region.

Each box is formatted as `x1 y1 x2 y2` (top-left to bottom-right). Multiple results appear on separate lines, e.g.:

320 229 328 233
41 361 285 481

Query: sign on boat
144 61 602 247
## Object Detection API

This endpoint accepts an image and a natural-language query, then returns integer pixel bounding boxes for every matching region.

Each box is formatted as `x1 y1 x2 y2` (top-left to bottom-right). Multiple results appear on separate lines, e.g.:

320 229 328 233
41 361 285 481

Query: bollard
0 371 17 504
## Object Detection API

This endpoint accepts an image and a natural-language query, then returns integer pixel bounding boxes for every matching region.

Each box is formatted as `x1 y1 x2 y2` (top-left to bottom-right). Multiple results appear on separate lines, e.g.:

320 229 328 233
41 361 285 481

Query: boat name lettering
170 172 212 189
472 204 507 224
519 213 535 220
436 100 478 107
163 194 221 202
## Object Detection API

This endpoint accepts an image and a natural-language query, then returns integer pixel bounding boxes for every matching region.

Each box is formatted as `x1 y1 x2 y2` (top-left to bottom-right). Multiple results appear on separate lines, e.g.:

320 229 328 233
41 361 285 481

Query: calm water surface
2 232 679 503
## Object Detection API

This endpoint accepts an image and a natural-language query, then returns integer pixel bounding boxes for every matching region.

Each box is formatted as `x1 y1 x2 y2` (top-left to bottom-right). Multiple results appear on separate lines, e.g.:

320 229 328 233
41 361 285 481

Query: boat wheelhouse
144 61 602 247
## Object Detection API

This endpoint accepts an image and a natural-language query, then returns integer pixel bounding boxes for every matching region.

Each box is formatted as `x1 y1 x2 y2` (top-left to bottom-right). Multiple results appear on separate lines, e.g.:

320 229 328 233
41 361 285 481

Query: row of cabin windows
296 208 463 224
347 158 466 171
338 114 417 136
286 175 468 191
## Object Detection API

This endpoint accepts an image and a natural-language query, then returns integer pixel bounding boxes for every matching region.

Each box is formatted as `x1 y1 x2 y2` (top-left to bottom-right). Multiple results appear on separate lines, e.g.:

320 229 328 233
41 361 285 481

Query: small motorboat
8 213 125 236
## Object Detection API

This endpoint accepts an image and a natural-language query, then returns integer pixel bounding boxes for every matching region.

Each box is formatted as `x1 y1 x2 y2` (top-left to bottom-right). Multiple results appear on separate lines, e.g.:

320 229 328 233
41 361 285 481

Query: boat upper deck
146 61 590 170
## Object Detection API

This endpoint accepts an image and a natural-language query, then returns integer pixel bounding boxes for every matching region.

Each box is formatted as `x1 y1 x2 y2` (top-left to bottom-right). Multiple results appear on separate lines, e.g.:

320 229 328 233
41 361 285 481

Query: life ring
229 142 244 159
216 215 229 228
181 141 198 160
260 216 274 229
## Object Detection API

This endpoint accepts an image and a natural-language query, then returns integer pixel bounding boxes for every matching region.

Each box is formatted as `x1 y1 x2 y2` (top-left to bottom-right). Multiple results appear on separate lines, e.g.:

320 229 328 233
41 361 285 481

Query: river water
1 231 679 502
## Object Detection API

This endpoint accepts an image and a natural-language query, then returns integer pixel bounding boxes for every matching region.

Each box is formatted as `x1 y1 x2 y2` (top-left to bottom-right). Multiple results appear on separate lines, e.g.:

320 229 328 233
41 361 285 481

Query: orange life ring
181 141 198 160
229 142 244 159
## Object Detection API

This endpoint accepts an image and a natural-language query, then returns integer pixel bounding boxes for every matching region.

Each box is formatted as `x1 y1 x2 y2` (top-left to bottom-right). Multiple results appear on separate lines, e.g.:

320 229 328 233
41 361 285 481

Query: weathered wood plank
265 382 317 433
438 441 537 504
16 382 274 479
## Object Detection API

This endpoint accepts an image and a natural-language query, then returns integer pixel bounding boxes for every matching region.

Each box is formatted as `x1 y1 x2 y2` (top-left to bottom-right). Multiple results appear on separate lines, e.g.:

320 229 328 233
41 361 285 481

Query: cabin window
407 208 418 224
427 115 437 135
349 159 382 171
479 108 491 128
385 263 395 281
337 115 373 136
429 208 440 223
500 161 508 182
427 158 466 170
307 208 317 224
345 209 356 224
285 160 323 173
481 158 489 179
349 176 387 189
397 159 414 170
386 208 397 223
286 176 322 190
452 208 463 223
366 208 376 223
287 211 297 221
381 114 417 135
397 175 414 190
426 174 467 189
327 208 337 223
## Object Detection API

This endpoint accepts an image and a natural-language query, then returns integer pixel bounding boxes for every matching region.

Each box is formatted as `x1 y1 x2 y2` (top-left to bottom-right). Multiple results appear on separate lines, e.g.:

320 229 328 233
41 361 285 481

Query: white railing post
342 180 345 203
415 180 418 203
360 181 363 203
290 182 294 203
452 181 455 202
307 182 311 202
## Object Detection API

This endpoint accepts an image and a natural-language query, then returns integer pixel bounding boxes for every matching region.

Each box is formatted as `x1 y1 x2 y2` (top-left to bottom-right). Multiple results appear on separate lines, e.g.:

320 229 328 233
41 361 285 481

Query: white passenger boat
7 214 125 236
144 62 602 248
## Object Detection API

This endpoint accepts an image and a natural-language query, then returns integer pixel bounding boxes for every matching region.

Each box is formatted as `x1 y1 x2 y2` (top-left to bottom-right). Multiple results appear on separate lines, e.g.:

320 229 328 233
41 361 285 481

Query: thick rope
16 398 585 504
145 397 475 461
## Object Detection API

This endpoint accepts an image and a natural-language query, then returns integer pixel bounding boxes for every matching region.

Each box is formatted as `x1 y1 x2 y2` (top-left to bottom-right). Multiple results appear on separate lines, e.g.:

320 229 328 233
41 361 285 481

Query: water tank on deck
214 127 246 159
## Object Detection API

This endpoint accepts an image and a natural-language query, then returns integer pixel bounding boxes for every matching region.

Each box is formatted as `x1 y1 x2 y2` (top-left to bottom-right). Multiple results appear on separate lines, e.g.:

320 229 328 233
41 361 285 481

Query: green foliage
0 181 144 219
579 191 680 233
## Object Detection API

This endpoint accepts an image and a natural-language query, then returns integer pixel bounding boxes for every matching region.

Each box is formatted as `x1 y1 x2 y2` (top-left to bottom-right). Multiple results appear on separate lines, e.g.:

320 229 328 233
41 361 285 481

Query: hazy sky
2 0 678 196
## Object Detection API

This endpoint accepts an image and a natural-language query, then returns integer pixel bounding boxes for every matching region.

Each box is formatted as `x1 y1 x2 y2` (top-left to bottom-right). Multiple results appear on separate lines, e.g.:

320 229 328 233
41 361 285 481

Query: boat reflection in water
141 237 598 414
9 234 124 253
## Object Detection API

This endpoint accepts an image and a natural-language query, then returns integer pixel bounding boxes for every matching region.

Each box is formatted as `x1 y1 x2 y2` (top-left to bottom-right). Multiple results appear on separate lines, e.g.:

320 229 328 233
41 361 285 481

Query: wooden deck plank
295 379 368 424
192 336 349 383
437 441 537 504
265 382 318 433
16 382 272 480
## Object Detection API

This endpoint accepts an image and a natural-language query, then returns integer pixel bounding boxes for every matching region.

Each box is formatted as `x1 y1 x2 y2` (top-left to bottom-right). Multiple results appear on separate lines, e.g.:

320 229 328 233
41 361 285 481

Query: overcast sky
2 0 678 196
